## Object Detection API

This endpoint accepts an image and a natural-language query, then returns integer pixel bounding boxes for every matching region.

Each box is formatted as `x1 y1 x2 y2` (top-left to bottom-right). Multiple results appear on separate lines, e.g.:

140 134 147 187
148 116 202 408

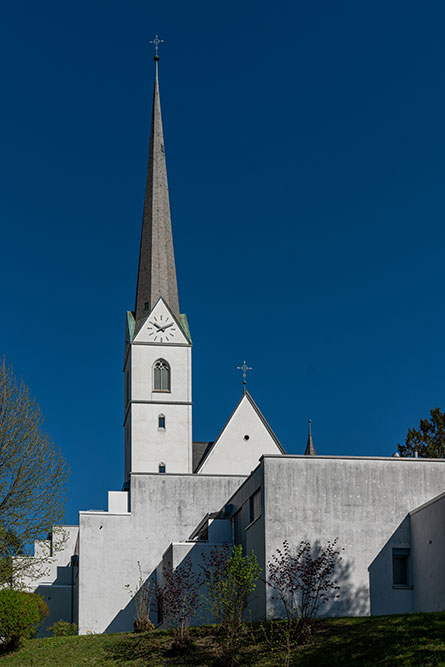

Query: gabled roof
195 391 286 473
132 297 191 345
192 441 214 473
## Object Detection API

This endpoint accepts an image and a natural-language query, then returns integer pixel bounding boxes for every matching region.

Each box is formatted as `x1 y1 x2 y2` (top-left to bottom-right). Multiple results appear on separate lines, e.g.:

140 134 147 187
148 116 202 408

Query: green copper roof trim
127 311 136 341
180 313 192 343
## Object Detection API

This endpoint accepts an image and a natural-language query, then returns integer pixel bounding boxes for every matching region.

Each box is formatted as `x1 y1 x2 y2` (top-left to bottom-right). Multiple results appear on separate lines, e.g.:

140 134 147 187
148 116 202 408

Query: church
23 56 445 634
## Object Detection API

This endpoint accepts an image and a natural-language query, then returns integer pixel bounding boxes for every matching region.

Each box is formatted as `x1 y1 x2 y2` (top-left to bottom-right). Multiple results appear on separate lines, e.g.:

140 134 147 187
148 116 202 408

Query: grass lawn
1 612 445 666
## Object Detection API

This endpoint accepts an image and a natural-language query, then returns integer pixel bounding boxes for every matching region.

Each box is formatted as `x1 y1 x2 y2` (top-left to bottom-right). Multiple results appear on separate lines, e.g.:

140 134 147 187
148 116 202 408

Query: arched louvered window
153 359 170 392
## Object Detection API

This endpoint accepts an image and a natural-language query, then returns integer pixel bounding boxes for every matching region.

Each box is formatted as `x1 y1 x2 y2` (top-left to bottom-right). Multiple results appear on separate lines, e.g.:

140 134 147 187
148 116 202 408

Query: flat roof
261 454 445 462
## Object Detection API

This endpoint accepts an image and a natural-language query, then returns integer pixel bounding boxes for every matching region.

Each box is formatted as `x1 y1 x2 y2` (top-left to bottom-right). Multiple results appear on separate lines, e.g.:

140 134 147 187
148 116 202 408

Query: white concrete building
23 57 445 634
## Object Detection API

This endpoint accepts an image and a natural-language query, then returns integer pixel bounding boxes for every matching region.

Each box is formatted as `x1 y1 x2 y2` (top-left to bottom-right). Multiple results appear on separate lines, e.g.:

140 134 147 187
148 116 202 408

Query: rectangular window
392 548 410 586
233 510 242 546
249 488 261 524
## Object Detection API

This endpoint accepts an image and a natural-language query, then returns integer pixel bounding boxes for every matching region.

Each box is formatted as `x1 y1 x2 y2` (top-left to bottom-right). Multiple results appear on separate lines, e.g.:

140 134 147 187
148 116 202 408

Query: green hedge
49 620 78 636
0 589 48 651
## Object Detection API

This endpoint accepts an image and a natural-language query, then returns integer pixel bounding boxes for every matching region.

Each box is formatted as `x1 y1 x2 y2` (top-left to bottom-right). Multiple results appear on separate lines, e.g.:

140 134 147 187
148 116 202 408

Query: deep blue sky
2 1 445 524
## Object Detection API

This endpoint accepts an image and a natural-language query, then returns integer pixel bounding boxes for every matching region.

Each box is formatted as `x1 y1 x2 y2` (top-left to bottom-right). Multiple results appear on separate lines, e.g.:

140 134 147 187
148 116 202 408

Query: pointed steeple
304 419 317 456
134 57 180 326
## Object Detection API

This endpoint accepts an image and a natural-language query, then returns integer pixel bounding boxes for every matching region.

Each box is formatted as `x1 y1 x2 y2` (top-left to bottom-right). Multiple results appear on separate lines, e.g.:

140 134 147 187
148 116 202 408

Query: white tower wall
124 304 192 478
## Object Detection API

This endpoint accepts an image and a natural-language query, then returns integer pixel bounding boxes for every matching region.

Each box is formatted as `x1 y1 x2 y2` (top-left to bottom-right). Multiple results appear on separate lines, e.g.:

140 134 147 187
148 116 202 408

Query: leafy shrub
28 593 49 624
267 539 342 626
133 616 154 633
48 619 78 636
156 556 201 650
0 589 47 651
201 544 260 665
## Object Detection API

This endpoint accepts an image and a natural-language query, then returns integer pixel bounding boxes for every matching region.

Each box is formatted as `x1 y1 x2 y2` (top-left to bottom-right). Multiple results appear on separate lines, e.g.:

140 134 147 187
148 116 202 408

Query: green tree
398 407 445 458
0 358 68 587
201 544 260 665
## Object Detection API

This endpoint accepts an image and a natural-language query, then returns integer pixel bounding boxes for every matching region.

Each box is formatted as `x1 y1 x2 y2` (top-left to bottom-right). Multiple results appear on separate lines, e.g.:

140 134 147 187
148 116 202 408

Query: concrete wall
410 492 445 612
17 526 79 635
222 464 267 621
77 472 245 634
157 541 220 627
261 456 445 618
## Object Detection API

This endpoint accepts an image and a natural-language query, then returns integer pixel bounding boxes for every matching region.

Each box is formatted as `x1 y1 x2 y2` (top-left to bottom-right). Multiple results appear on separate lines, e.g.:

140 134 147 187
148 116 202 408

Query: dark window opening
392 548 410 586
157 591 163 624
233 510 242 546
159 462 166 474
158 415 165 429
244 435 250 441
144 302 150 311
153 359 170 392
249 488 261 524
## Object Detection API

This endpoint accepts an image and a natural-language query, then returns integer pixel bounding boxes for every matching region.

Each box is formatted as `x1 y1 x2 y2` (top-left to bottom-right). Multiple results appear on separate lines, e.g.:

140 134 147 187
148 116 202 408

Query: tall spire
304 419 317 456
134 55 180 325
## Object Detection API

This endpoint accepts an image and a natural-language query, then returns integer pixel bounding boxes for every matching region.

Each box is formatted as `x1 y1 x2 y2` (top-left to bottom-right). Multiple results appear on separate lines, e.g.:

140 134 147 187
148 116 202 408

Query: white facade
197 392 284 475
124 298 193 477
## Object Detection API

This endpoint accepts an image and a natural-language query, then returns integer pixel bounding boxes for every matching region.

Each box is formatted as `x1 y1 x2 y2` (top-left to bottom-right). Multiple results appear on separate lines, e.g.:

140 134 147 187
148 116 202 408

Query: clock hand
158 322 174 332
149 321 163 331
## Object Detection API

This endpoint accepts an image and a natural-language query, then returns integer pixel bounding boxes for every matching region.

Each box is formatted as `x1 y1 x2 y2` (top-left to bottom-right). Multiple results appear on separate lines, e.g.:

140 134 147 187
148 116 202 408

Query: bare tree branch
0 358 69 586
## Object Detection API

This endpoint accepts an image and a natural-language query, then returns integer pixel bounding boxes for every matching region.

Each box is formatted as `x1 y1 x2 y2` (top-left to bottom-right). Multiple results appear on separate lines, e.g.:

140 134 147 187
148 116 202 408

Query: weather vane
237 360 253 391
149 34 164 59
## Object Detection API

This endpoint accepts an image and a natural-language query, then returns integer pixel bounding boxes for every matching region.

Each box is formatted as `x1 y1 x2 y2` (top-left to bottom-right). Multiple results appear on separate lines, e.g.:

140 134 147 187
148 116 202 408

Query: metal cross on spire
237 360 252 392
149 34 164 59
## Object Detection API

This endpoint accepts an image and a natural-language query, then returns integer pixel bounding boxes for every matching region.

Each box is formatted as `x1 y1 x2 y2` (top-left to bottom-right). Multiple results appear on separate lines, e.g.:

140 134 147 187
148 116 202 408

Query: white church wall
125 336 193 475
130 402 192 473
130 343 191 403
198 395 282 476
108 491 129 514
410 492 445 612
77 472 246 634
260 456 445 618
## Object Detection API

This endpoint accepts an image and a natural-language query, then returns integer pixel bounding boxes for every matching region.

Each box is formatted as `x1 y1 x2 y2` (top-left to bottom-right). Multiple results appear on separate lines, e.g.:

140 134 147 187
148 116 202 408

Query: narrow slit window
159 462 166 474
158 414 165 429
153 359 170 392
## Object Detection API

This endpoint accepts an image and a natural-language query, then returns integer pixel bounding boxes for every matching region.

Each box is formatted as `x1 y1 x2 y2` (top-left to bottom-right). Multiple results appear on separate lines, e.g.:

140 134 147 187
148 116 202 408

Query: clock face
146 314 177 343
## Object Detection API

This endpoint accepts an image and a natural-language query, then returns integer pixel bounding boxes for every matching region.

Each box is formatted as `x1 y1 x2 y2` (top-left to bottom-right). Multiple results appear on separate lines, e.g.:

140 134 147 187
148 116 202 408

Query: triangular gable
132 298 191 344
196 391 285 475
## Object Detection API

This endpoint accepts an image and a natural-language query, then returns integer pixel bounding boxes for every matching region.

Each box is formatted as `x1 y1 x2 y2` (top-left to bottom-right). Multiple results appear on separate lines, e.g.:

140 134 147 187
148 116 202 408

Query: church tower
123 56 192 479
